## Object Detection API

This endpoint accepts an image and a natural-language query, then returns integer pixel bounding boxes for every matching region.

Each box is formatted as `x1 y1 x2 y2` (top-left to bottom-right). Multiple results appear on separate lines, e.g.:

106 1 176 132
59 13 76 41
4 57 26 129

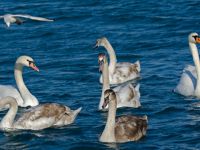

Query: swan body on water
95 37 140 85
98 53 141 110
0 56 39 107
99 89 147 143
0 96 81 131
0 14 53 27
174 33 200 97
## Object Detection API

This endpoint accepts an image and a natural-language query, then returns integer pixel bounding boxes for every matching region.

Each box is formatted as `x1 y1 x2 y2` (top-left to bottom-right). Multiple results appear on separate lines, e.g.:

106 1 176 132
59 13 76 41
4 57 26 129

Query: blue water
0 0 200 149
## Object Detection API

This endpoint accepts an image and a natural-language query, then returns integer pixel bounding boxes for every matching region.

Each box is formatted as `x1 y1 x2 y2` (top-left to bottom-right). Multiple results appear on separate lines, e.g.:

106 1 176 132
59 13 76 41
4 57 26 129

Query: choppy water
0 0 200 149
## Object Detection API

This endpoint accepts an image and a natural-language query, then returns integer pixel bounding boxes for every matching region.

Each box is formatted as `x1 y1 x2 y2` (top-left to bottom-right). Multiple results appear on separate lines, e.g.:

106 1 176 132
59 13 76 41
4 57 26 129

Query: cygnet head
16 55 39 72
188 32 200 44
102 89 116 109
94 37 108 48
98 53 107 72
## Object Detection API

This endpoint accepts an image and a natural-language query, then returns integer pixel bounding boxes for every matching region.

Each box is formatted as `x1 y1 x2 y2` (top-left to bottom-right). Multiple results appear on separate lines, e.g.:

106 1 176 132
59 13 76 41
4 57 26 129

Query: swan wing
12 14 54 21
54 107 82 126
113 84 141 108
110 61 140 84
174 65 196 96
15 103 67 130
115 115 148 142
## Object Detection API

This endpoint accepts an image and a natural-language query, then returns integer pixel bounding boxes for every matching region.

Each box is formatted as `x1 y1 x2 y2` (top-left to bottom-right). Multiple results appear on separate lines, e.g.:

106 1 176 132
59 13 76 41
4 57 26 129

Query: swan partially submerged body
99 89 147 143
95 37 140 85
0 56 39 108
0 14 53 27
0 97 81 131
98 53 141 110
174 33 200 97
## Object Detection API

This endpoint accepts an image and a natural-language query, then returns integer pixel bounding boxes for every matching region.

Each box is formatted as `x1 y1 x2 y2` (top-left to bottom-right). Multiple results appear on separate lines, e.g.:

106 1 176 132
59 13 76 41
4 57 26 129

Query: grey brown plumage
99 89 147 143
115 115 148 143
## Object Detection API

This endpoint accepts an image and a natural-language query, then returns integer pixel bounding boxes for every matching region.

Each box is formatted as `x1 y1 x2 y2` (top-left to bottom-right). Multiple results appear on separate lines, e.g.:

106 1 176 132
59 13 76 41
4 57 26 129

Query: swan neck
189 42 200 95
104 39 117 74
0 97 18 129
99 60 110 109
100 99 116 142
14 63 31 100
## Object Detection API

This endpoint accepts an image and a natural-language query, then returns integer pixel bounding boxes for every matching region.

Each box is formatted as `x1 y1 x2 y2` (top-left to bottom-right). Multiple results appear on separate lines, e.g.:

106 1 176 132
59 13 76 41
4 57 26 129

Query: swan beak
30 63 39 72
102 97 109 109
196 37 200 43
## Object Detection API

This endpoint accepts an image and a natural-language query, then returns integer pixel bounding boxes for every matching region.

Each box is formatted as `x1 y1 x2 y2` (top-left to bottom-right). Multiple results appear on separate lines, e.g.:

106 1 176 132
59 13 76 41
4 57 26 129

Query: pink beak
30 63 39 72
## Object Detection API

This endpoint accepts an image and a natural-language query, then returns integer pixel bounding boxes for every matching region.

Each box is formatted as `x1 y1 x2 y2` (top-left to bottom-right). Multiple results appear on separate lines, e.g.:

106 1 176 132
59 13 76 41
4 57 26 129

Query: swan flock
2 12 198 144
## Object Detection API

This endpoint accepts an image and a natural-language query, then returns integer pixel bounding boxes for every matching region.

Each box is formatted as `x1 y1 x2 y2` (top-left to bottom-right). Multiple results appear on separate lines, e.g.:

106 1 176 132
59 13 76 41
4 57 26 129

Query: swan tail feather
135 60 141 73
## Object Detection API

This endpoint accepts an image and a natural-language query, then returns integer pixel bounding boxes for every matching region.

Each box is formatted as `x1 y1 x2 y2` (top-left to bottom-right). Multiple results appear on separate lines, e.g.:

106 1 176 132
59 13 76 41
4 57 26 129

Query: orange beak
196 37 200 43
30 63 39 72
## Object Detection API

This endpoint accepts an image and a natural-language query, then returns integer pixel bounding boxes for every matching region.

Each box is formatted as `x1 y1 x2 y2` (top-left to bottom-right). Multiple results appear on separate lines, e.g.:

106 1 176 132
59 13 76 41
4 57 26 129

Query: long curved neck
0 97 18 129
104 39 117 75
99 61 110 109
189 42 200 96
100 99 116 143
15 63 32 102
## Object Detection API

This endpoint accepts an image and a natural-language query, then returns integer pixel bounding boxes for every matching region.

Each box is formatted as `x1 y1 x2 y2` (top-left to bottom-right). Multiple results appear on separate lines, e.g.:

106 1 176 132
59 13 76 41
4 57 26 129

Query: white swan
99 89 147 143
95 37 141 85
0 14 53 27
0 96 81 131
0 56 39 107
98 53 141 110
174 32 200 97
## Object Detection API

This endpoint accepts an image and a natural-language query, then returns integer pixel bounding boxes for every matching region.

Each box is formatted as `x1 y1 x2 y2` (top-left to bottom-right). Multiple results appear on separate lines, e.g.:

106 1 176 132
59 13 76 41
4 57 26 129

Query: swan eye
193 35 198 39
27 59 34 66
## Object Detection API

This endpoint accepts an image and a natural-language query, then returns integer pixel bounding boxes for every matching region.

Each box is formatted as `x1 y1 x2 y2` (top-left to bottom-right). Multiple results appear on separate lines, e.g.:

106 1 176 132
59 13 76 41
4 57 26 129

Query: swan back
14 103 81 130
114 84 141 108
15 103 67 130
115 115 148 143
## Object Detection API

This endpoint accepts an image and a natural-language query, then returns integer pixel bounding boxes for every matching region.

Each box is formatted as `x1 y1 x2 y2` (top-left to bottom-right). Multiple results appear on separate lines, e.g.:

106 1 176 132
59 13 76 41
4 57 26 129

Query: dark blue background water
0 0 200 149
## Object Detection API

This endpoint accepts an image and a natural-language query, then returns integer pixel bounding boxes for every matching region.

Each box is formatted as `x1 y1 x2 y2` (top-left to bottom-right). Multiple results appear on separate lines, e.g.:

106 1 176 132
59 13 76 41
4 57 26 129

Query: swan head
98 53 107 72
94 37 108 48
16 56 39 72
102 89 116 109
188 32 200 44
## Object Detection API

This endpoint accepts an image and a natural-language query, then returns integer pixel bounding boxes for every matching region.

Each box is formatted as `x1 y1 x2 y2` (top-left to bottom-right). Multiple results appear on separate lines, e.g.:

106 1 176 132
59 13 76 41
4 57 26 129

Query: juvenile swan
0 14 53 27
95 37 140 85
174 33 200 97
99 89 147 143
98 53 141 110
0 56 39 107
0 96 81 131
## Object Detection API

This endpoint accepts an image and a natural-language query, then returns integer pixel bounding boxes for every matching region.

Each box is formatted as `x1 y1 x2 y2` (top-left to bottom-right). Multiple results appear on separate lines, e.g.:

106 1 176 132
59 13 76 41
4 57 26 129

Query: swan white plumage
94 37 141 85
98 53 141 110
0 96 81 131
0 14 53 27
174 33 200 97
99 89 147 143
0 56 39 107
